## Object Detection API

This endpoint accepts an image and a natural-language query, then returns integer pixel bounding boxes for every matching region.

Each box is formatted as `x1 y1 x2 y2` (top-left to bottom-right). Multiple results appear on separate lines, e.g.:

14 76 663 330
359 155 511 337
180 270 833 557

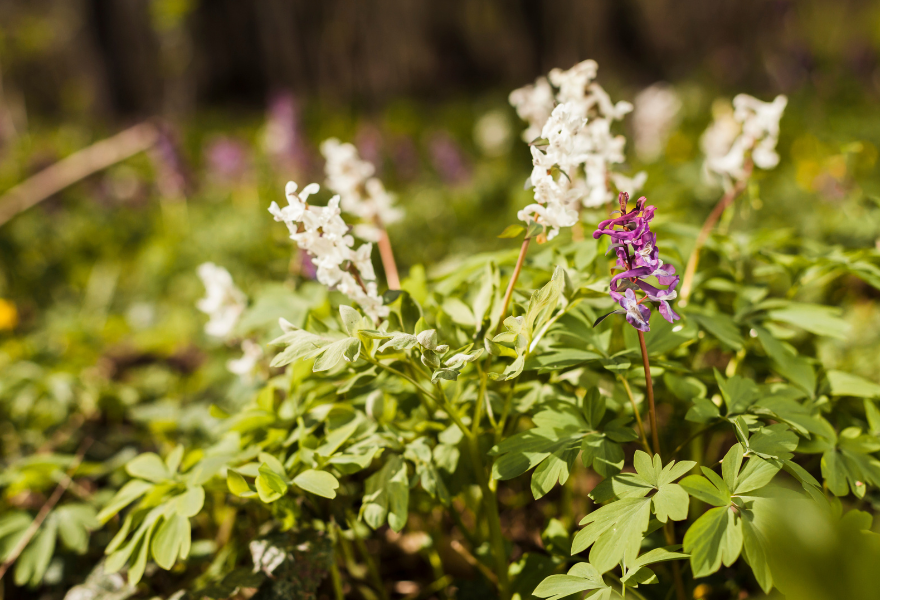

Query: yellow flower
0 299 17 330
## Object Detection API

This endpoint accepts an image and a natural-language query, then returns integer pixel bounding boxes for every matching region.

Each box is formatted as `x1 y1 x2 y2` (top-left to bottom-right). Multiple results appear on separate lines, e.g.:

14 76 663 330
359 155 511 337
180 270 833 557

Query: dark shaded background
0 0 879 124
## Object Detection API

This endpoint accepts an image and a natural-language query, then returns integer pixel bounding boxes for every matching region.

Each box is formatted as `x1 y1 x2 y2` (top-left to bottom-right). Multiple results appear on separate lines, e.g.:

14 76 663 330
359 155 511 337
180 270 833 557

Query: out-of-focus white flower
702 94 788 188
734 94 787 143
269 181 389 320
227 340 263 380
610 171 648 198
549 60 598 106
517 202 579 241
632 83 682 162
509 76 555 142
197 263 247 339
321 138 403 228
474 110 512 157
734 94 787 169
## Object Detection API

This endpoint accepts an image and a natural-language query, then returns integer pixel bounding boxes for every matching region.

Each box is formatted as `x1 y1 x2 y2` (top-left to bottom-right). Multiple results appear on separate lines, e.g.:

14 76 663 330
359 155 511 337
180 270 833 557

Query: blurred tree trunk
0 0 879 122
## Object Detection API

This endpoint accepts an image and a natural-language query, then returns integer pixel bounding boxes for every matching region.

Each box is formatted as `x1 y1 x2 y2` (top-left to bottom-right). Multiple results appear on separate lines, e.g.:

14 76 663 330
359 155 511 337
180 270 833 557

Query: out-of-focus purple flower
427 132 472 186
593 192 680 330
205 136 249 182
263 92 313 174
293 248 318 281
391 135 420 182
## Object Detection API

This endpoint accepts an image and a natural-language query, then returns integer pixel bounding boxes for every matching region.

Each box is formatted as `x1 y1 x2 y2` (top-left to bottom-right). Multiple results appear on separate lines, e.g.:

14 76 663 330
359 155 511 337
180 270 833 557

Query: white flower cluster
702 94 788 187
517 103 584 240
196 262 247 339
321 138 403 243
269 182 389 320
632 83 682 162
510 60 647 240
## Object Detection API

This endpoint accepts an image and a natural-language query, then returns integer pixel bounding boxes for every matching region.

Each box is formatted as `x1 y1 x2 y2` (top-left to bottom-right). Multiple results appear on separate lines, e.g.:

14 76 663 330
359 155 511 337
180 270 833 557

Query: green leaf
821 432 879 498
14 518 56 587
573 497 651 575
715 371 759 415
125 453 171 483
826 371 880 398
293 470 339 499
664 373 706 402
622 547 690 584
589 472 653 503
756 327 816 397
533 574 603 599
339 305 364 336
581 387 606 429
165 445 184 474
658 459 697 486
684 307 743 351
721 443 744 492
653 483 690 523
766 302 849 339
531 448 578 500
581 435 624 478
128 522 152 586
97 480 154 523
489 354 525 381
378 331 419 351
741 514 773 592
683 506 743 577
173 486 205 517
55 504 99 553
313 337 358 372
686 397 721 423
255 465 288 503
585 498 652 574
679 475 730 507
864 400 880 435
362 456 409 531
498 224 525 238
734 457 781 495
747 424 798 460
431 368 459 382
632 450 659 486
227 469 253 497
151 514 190 570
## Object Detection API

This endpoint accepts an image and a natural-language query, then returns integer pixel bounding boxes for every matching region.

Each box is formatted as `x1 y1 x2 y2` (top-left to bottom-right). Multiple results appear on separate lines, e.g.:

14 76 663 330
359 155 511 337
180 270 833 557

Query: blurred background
0 2 879 597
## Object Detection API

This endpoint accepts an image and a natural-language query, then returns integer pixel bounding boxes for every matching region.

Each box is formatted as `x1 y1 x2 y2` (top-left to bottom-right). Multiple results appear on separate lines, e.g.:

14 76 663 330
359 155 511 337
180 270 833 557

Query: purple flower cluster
592 192 680 331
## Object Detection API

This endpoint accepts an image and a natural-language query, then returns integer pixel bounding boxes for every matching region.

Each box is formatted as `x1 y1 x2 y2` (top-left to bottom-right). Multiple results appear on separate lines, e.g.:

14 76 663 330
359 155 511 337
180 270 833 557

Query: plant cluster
0 60 879 600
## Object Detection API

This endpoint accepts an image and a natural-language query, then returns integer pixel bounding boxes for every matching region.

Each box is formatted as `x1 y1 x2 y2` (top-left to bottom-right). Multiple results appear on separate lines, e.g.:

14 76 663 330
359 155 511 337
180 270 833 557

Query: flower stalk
636 330 660 456
498 237 531 326
678 158 753 305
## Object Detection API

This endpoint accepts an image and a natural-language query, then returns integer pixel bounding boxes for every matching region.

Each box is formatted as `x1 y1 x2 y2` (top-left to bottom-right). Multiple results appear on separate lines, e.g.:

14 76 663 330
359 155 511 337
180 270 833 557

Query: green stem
466 432 510 598
345 513 388 600
618 375 653 456
329 563 345 600
366 356 439 407
494 382 517 445
636 331 661 456
435 381 472 438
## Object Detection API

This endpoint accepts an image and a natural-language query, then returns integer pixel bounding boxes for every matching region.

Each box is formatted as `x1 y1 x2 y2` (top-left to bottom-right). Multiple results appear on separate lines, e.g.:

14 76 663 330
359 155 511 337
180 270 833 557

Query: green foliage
0 76 879 600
